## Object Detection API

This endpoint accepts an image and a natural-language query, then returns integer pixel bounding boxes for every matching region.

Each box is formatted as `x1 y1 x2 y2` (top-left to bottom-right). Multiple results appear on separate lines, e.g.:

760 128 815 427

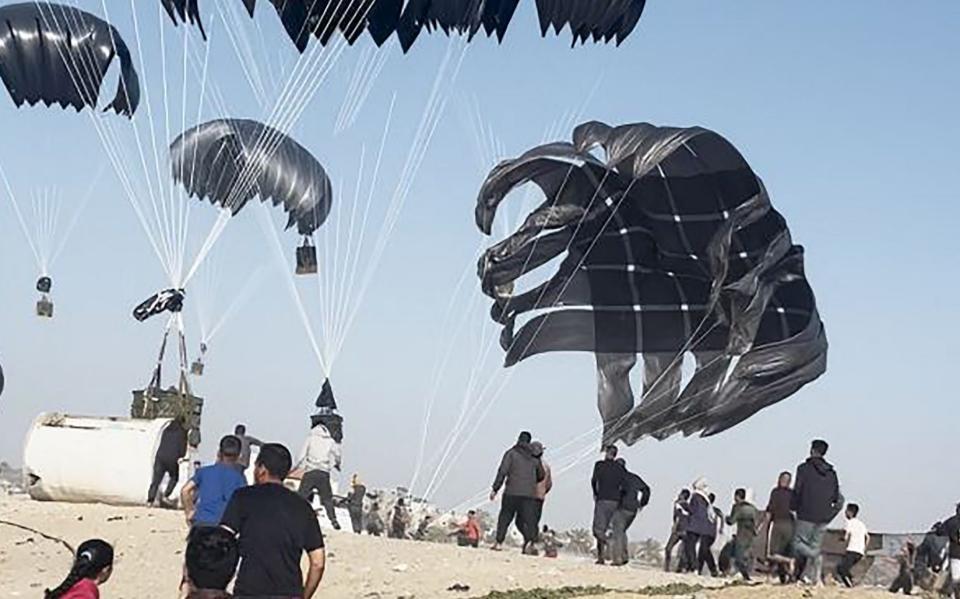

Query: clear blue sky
0 1 958 540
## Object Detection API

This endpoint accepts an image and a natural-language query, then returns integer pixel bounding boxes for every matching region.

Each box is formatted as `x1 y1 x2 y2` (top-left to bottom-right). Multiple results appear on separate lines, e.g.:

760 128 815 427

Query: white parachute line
325 93 396 368
343 46 390 132
331 38 468 372
49 164 106 269
255 201 329 376
334 46 372 134
1 158 46 272
214 1 268 106
33 2 171 279
204 264 269 344
325 149 365 358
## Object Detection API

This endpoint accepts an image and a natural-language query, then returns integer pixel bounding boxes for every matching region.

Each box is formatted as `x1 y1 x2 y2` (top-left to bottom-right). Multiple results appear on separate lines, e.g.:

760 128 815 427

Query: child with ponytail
45 539 114 599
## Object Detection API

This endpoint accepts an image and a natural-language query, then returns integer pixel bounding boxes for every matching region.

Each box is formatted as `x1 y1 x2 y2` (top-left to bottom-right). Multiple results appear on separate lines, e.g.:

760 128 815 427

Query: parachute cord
255 202 329 377
49 165 106 271
0 161 44 270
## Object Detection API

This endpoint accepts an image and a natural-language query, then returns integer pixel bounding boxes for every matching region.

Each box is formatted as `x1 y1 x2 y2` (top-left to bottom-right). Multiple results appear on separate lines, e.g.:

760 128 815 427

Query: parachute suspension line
334 37 469 376
255 202 329 377
48 164 105 270
204 265 268 345
420 165 581 499
0 161 44 270
213 1 269 107
334 45 391 135
36 1 177 283
325 94 394 371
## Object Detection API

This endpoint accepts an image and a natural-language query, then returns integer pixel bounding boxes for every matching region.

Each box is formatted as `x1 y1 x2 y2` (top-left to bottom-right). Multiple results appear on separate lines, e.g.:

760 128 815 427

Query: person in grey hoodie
791 439 844 585
490 431 545 552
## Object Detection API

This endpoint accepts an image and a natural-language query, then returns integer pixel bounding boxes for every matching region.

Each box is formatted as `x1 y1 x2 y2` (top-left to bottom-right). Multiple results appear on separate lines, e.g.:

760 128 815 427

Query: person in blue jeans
791 439 844 585
181 435 248 527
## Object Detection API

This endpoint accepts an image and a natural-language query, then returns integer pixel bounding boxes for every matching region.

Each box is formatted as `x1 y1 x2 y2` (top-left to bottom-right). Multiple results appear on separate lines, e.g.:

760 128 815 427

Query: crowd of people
42 431 960 598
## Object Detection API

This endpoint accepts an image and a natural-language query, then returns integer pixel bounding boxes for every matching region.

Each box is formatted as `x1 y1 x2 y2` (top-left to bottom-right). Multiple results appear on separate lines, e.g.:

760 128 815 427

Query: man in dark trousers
233 424 262 474
221 443 326 599
665 488 691 572
609 457 650 566
490 431 545 553
792 439 844 585
591 445 626 565
941 504 960 599
148 416 188 507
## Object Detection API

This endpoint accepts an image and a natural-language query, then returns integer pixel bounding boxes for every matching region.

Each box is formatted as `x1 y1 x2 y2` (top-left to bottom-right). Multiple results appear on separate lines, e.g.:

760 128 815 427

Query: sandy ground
0 496 892 598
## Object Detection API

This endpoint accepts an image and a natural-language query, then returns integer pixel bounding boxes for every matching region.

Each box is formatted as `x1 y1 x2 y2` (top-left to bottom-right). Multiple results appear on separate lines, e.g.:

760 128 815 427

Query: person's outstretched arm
490 452 511 500
180 480 197 524
302 547 326 599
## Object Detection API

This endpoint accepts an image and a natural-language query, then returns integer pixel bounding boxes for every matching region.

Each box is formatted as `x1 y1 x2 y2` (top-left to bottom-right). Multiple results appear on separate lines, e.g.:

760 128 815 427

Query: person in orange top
456 510 483 548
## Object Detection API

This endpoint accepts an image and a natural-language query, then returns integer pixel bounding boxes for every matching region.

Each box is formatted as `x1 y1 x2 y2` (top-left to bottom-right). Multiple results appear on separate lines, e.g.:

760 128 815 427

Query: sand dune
0 496 890 598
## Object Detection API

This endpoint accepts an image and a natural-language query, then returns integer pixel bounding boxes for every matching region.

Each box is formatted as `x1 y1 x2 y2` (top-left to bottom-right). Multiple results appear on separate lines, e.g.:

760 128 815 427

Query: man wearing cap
181 434 248 528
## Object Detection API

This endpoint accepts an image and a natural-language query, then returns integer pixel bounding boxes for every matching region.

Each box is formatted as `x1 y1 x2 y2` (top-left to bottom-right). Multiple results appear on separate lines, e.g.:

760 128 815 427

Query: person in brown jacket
531 441 552 550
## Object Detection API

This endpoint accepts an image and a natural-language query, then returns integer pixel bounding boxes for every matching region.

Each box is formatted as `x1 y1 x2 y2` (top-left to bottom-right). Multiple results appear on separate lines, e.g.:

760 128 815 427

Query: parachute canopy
161 0 646 52
133 288 186 322
476 121 827 445
170 119 333 237
0 2 140 116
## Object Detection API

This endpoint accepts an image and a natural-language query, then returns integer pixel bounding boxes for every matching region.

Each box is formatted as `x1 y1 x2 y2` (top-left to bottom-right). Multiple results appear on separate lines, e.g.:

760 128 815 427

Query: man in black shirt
148 417 187 506
221 443 326 599
591 445 625 565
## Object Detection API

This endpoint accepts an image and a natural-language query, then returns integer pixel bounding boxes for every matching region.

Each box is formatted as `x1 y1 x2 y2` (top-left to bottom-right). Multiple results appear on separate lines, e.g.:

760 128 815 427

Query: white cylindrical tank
23 413 180 505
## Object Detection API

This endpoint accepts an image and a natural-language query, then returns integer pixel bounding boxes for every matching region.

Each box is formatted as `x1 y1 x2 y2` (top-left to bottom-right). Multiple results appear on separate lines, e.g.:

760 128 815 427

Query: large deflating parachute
160 0 647 52
170 119 333 238
0 2 140 116
476 121 827 446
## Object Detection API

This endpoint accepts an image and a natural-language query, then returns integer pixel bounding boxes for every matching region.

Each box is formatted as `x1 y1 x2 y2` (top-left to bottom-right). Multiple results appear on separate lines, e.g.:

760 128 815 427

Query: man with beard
490 431 545 553
791 439 844 585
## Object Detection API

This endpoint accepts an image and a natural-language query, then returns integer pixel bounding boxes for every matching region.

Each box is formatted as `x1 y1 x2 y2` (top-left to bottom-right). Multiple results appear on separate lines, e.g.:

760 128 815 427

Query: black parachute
160 0 646 52
133 288 186 322
170 119 333 238
0 2 140 116
476 121 827 445
311 378 343 443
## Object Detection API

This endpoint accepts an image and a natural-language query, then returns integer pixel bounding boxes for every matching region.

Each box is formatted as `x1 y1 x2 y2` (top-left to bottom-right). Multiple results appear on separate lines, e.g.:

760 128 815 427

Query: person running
490 431 545 553
180 435 247 528
792 439 844 585
147 417 188 507
684 478 718 575
390 498 411 539
184 526 240 598
665 489 691 572
763 471 796 582
940 503 960 599
44 539 114 599
232 424 262 474
366 502 385 537
609 457 650 566
837 503 869 588
889 541 916 595
591 445 626 565
294 415 342 530
531 441 552 546
727 488 760 581
346 474 367 534
914 522 947 590
220 443 326 599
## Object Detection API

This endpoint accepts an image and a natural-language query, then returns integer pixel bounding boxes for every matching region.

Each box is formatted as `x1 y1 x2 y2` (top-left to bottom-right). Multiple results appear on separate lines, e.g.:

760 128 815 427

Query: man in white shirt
836 503 869 588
